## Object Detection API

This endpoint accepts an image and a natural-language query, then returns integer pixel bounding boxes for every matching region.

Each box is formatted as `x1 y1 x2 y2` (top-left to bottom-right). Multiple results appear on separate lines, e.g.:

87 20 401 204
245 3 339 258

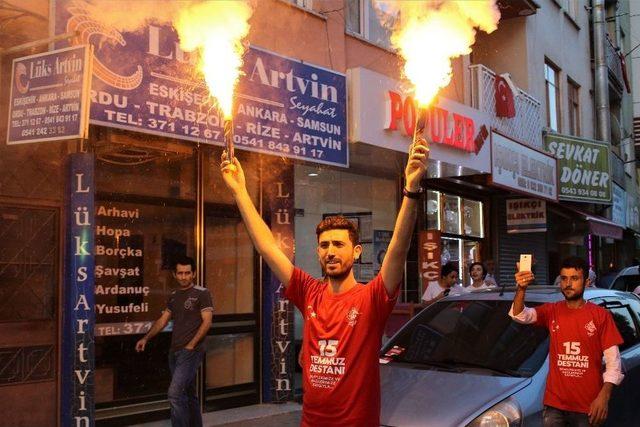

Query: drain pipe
593 0 611 143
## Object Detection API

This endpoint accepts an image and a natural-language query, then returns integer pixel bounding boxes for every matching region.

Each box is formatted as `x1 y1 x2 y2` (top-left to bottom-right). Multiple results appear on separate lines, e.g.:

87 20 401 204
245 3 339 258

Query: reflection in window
463 199 483 237
442 238 461 271
383 301 549 378
206 216 254 314
545 62 560 131
608 307 639 351
205 333 254 389
567 78 580 136
443 195 461 234
426 190 440 230
345 0 393 49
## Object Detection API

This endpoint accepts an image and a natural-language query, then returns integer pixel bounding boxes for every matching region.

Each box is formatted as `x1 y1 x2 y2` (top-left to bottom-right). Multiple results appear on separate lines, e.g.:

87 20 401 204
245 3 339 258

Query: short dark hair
441 262 458 278
174 255 196 272
316 216 359 245
469 262 487 278
560 257 588 281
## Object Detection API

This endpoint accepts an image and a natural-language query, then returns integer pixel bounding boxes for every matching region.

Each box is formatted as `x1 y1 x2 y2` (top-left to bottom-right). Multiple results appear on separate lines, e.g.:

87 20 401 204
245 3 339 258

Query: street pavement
217 411 302 426
132 403 302 427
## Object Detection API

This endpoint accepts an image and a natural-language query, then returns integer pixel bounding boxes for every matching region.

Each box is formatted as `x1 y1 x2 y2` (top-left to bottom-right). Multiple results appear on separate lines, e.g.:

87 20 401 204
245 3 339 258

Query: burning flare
375 0 500 107
175 1 253 119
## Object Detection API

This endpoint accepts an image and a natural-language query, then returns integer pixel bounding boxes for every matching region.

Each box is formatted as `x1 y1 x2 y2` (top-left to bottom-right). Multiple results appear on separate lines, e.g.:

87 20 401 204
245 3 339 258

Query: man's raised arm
220 154 294 287
380 138 428 295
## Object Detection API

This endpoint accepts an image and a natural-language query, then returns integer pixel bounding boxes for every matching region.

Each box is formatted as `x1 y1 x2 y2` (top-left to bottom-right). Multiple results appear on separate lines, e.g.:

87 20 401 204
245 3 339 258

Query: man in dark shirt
136 256 213 427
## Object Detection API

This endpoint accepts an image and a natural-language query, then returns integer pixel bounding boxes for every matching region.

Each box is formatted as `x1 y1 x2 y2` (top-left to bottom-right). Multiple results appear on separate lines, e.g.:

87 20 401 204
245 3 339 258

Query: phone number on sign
233 135 325 159
95 321 152 336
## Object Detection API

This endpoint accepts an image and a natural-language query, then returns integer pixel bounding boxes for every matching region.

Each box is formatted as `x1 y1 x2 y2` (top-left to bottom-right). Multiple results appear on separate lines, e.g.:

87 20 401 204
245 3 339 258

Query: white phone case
519 254 532 272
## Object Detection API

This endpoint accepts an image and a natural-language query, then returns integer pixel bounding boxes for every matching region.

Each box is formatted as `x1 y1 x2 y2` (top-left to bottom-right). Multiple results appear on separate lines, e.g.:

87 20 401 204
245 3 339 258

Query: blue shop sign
55 2 347 166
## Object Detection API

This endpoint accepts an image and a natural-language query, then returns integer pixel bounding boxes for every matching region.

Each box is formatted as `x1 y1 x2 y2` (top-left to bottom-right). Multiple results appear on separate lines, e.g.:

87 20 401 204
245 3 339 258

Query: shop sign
627 192 640 232
7 45 92 145
373 230 392 274
612 184 627 228
419 230 442 288
55 2 347 167
506 198 547 233
386 90 487 153
491 132 558 201
545 134 612 203
348 67 491 175
61 153 95 427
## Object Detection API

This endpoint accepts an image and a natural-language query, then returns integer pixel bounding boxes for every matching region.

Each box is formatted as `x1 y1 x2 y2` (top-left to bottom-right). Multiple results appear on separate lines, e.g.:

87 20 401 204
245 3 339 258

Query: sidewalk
131 403 302 427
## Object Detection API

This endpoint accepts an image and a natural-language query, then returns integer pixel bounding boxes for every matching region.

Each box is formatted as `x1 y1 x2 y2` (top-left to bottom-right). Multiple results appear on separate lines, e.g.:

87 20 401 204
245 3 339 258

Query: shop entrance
93 137 260 423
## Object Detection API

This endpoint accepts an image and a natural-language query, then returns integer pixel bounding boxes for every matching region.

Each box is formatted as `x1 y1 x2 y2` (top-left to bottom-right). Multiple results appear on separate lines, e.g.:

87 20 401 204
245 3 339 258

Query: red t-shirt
285 268 398 427
534 301 623 414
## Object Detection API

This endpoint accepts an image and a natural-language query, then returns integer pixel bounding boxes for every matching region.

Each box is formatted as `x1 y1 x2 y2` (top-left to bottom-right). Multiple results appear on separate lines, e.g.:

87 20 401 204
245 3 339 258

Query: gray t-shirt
166 285 213 352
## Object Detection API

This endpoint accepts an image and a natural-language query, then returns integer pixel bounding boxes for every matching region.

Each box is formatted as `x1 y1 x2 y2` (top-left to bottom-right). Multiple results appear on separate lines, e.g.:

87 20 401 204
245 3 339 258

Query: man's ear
354 244 363 260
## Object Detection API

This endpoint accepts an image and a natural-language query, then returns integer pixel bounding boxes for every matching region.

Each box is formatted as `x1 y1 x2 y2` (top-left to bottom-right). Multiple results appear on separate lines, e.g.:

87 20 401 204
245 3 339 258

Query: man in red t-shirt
510 256 624 427
220 138 428 426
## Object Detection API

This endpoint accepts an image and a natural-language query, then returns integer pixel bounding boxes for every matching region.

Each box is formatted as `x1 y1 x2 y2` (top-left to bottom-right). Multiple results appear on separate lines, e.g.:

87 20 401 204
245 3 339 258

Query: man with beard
510 256 624 427
220 138 428 426
135 256 213 427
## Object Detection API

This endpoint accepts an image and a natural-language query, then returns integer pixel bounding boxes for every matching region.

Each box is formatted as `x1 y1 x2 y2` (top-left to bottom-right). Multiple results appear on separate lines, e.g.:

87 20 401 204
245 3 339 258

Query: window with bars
567 78 580 136
545 62 561 132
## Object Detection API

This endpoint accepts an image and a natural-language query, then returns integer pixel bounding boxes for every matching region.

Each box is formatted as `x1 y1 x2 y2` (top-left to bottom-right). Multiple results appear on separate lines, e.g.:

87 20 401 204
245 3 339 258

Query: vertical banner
62 153 95 427
419 230 442 293
262 160 295 402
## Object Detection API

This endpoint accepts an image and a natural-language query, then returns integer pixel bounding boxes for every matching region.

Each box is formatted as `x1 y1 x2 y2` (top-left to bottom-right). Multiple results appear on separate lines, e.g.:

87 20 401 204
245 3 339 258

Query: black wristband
403 187 424 199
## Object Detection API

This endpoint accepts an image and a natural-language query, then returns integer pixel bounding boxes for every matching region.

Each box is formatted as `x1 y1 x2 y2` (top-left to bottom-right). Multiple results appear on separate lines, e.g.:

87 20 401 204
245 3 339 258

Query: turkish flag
495 75 516 118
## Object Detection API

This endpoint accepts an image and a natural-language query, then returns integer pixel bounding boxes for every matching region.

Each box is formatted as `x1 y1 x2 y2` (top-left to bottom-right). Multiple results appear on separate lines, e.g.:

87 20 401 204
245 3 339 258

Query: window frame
544 61 561 132
289 0 313 10
345 0 394 50
567 77 581 136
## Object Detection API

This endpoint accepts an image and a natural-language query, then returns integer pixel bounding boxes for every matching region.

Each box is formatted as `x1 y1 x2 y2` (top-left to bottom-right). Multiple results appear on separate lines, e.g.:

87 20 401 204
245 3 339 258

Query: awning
547 203 625 240
584 214 624 240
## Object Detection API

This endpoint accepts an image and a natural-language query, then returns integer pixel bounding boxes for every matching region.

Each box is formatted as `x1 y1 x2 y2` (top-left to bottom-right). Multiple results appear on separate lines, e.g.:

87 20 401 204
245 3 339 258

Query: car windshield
382 300 549 378
611 275 640 293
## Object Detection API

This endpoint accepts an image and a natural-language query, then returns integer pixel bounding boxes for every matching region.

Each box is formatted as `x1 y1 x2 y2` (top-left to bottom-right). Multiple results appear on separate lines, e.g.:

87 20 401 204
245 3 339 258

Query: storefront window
425 191 485 286
443 194 461 234
426 190 440 230
94 139 196 405
463 199 483 238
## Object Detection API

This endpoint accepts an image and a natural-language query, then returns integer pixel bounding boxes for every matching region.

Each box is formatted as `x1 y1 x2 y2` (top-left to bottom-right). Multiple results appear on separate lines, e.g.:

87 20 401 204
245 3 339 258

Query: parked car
608 266 640 294
379 287 640 427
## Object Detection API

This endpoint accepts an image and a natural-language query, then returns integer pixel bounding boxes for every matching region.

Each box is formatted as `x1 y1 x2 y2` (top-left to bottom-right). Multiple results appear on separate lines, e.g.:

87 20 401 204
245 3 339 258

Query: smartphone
519 254 532 272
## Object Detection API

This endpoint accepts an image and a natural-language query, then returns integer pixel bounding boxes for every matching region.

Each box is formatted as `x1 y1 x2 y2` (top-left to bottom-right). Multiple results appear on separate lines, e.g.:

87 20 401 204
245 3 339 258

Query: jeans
543 405 590 427
168 348 205 427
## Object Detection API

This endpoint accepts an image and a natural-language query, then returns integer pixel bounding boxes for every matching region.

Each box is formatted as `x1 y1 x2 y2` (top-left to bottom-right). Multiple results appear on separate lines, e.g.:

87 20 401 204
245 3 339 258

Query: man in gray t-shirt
136 256 213 427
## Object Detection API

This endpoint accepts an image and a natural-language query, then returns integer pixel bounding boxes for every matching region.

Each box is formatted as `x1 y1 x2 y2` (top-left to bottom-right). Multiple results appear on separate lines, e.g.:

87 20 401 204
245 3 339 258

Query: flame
175 1 253 119
375 0 500 107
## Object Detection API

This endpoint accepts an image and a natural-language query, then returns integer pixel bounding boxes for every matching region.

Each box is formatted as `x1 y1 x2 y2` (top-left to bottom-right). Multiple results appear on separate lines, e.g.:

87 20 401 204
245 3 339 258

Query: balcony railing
605 35 624 92
469 64 543 148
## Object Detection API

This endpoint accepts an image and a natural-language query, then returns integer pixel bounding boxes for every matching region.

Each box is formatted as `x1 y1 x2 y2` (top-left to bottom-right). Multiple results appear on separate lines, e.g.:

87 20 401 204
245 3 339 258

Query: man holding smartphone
510 256 624 426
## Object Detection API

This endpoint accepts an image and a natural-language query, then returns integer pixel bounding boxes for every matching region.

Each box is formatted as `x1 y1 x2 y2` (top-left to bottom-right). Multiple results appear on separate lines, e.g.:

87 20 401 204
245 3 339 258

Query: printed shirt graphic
285 268 398 427
534 301 623 414
166 285 214 352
